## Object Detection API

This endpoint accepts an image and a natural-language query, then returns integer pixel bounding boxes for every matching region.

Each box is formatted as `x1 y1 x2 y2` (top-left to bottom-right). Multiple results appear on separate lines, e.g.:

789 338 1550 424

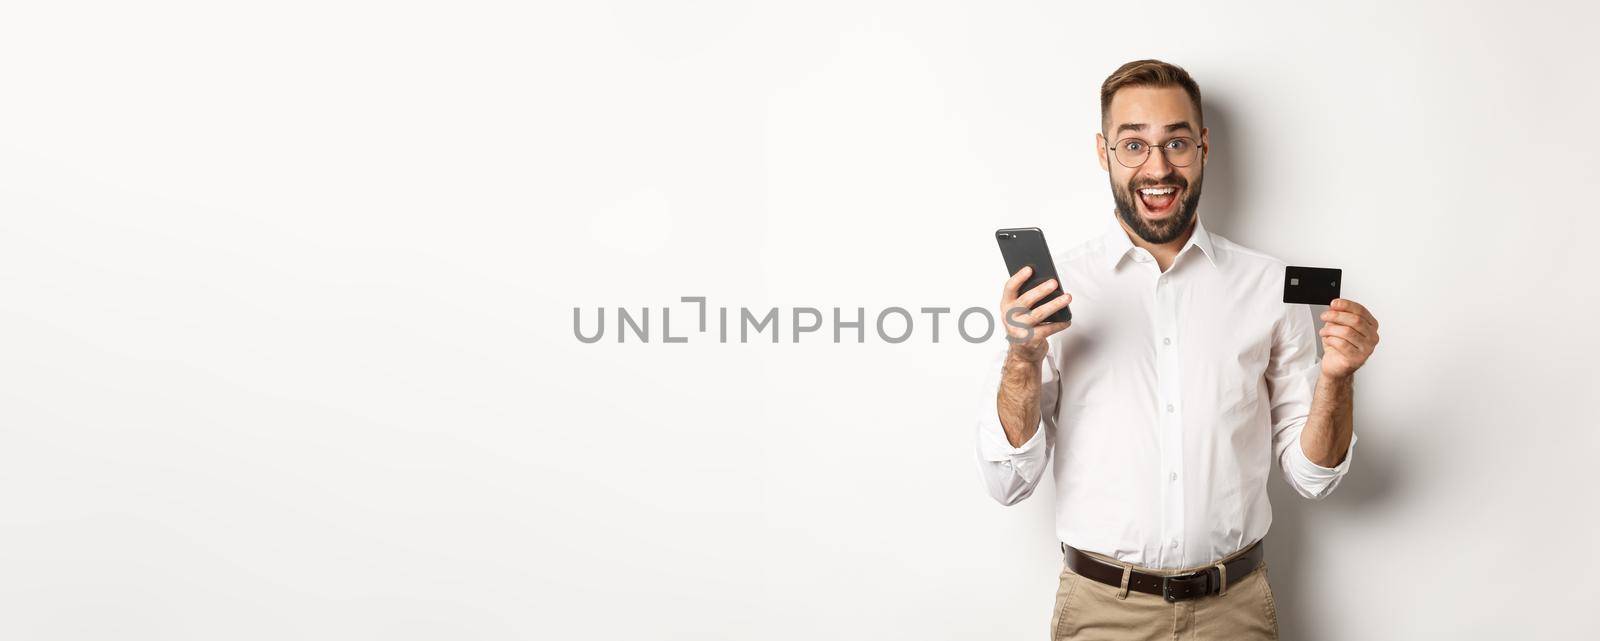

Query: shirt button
1170 539 1180 549
1169 472 1177 482
1166 403 1175 413
1163 337 1171 346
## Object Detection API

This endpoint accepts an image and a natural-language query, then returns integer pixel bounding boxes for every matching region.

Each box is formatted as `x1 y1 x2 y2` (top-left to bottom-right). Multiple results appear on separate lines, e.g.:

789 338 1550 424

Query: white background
2 1 1596 639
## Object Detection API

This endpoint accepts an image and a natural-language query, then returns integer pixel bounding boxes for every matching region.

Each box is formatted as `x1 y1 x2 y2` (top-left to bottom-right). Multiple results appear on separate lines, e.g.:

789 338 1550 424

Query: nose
1141 145 1173 178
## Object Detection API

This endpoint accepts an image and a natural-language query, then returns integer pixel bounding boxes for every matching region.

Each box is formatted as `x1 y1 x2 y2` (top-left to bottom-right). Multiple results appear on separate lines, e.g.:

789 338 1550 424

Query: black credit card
1283 266 1341 305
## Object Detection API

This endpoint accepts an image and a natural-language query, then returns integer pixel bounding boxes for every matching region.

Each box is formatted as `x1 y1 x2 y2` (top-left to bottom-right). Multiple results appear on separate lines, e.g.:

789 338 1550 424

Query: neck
1117 214 1194 273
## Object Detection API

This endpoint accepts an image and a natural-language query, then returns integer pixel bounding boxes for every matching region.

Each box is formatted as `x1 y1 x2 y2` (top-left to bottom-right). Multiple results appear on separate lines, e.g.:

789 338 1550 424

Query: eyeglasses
1107 136 1203 169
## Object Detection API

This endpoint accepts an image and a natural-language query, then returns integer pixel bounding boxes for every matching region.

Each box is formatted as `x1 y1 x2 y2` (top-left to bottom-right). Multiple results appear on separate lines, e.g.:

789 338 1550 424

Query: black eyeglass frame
1106 135 1206 169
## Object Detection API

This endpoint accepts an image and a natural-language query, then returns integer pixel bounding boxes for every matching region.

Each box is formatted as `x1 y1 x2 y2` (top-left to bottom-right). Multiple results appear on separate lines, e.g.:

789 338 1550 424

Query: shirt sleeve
1267 302 1357 500
974 341 1059 506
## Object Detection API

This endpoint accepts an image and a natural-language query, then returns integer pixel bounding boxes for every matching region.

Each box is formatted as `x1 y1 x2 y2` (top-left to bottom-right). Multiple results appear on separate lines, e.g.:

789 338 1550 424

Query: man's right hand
1000 266 1073 363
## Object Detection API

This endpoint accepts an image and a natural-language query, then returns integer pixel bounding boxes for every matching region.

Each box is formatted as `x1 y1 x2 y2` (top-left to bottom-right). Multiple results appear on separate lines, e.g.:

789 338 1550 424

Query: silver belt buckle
1161 570 1210 603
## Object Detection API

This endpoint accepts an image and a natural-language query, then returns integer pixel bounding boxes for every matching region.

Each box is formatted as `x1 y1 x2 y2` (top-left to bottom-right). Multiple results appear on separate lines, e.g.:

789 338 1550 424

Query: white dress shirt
975 214 1357 570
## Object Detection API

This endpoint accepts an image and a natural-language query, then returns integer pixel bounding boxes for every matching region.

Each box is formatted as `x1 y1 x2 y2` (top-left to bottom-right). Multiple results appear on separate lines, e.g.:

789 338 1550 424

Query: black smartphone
1283 266 1342 305
995 227 1071 323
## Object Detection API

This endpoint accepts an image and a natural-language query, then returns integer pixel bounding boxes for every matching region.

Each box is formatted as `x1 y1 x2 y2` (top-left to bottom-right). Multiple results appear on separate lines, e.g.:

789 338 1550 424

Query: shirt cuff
1285 430 1358 495
976 416 1047 463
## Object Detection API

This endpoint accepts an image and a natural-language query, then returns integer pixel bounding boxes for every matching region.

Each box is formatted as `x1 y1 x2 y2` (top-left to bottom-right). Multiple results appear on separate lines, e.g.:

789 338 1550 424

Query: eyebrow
1114 121 1195 135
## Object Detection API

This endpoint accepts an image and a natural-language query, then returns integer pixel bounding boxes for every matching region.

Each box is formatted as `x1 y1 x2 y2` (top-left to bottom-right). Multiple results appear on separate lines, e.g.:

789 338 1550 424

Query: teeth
1139 187 1175 196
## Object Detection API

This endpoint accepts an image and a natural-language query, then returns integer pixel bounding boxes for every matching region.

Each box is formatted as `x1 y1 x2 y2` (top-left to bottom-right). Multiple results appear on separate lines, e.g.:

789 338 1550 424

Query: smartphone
995 227 1071 324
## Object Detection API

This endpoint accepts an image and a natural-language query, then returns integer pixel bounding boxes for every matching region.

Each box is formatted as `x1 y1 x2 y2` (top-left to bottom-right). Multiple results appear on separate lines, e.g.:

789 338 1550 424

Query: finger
1004 266 1034 295
1016 279 1059 308
1323 336 1366 366
1319 309 1375 333
1331 298 1370 319
1323 334 1363 356
1324 334 1363 359
1027 292 1073 322
1001 304 1037 330
1330 300 1379 332
1035 321 1073 339
1318 322 1369 343
1318 313 1369 342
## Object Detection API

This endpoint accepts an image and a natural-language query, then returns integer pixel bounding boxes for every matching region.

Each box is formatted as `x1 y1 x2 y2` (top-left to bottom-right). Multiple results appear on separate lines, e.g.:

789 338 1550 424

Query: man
974 60 1380 640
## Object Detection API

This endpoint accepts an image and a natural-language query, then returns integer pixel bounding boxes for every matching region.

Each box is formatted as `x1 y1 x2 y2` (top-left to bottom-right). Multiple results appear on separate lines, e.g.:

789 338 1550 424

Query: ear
1096 132 1110 172
1199 126 1210 164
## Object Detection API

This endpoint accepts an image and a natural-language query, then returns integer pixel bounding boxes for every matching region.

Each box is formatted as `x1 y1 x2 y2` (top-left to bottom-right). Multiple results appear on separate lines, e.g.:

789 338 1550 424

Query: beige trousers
1049 550 1279 640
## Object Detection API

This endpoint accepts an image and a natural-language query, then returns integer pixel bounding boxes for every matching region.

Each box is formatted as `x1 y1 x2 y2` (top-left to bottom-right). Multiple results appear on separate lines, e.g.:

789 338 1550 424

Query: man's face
1096 86 1209 244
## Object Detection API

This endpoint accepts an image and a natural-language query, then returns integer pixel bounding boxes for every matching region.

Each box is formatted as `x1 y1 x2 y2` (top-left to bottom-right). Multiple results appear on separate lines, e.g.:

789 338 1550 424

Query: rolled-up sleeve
974 343 1059 506
1267 302 1357 500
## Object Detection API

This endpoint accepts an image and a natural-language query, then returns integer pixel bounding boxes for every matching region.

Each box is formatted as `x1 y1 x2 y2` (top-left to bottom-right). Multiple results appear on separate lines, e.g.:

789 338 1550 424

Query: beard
1111 170 1204 245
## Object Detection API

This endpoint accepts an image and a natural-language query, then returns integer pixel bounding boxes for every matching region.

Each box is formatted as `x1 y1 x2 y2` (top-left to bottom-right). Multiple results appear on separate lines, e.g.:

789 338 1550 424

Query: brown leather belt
1061 538 1264 603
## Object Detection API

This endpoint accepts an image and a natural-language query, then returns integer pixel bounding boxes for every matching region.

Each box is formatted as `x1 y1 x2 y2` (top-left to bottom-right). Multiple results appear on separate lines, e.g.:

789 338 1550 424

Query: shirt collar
1102 214 1219 272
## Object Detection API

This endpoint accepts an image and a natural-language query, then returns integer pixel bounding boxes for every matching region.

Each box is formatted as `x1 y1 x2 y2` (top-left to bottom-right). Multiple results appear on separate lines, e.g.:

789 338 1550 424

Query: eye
1120 140 1145 153
1165 138 1192 151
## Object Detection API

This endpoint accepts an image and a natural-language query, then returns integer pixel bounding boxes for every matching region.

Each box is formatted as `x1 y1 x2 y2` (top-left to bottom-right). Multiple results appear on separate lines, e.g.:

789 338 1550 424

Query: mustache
1128 175 1188 191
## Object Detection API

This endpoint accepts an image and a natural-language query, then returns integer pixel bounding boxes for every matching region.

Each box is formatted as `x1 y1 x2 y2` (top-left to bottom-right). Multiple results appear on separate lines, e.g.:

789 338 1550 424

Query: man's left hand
1318 298 1380 380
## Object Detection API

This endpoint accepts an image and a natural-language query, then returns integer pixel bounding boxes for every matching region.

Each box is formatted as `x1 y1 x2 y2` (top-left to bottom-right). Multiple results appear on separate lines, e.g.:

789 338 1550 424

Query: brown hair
1099 59 1203 132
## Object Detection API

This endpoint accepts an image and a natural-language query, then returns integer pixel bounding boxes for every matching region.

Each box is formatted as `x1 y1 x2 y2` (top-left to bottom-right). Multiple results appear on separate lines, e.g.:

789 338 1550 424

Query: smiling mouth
1137 186 1180 215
